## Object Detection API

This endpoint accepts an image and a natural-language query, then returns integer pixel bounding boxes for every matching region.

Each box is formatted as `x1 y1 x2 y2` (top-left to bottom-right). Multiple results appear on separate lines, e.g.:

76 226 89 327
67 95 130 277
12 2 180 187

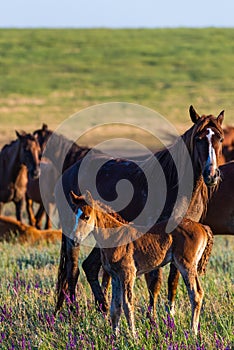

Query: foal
70 190 213 336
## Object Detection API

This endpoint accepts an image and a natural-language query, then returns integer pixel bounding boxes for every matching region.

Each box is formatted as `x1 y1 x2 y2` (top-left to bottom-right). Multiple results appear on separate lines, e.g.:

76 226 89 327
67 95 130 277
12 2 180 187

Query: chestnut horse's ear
217 110 224 125
70 190 84 204
84 190 93 205
42 123 48 131
189 105 200 124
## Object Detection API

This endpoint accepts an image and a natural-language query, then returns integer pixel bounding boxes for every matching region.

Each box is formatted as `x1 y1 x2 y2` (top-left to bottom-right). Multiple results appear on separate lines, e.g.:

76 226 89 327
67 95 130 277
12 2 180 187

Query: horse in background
70 190 213 336
0 215 61 244
0 132 41 221
33 123 92 172
26 160 58 229
219 125 234 164
54 106 224 315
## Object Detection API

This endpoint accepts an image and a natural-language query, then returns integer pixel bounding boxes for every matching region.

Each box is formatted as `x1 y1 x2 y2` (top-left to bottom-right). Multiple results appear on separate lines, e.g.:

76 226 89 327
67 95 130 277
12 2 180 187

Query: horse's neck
185 176 208 221
45 134 80 173
0 141 22 186
94 210 127 243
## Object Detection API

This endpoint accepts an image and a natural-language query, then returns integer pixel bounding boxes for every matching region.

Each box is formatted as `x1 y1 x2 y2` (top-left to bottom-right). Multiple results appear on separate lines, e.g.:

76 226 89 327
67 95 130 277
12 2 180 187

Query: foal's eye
220 138 224 143
84 216 90 220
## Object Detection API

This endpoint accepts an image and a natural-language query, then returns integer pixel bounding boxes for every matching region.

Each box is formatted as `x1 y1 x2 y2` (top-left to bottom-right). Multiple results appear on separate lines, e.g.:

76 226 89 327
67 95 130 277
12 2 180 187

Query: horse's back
203 161 234 234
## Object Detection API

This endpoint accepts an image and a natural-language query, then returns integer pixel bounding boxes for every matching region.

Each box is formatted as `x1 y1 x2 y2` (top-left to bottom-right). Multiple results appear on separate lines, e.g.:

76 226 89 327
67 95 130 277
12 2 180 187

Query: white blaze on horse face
206 128 217 175
72 208 83 243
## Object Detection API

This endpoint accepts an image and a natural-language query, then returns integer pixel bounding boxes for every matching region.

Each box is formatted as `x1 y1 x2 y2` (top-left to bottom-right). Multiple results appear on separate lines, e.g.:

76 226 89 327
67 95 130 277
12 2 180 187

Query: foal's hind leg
144 268 163 318
111 276 122 335
179 266 204 335
121 269 136 336
167 264 180 316
82 247 109 312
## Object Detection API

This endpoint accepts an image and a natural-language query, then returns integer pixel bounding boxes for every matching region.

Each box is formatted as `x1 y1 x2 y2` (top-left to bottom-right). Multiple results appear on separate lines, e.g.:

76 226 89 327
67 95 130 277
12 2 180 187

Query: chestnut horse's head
16 131 41 179
189 105 224 187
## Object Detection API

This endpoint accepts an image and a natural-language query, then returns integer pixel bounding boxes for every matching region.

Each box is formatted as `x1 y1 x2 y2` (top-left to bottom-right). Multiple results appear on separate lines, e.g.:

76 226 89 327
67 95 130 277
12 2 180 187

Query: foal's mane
92 199 129 225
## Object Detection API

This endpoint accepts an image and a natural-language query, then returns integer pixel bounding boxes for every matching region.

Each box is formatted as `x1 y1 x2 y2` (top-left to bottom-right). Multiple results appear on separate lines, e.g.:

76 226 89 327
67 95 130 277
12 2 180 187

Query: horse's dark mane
1 139 18 152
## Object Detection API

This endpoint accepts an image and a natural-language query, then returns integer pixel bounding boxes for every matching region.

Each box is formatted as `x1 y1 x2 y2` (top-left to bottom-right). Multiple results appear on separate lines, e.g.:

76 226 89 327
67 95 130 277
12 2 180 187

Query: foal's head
70 190 96 243
16 131 41 179
188 105 224 187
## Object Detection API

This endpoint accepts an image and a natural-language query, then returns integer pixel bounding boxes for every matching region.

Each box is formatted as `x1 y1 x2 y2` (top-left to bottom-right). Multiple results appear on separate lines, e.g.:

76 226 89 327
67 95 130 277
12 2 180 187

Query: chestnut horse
54 106 224 314
0 132 41 221
70 190 213 336
0 215 61 244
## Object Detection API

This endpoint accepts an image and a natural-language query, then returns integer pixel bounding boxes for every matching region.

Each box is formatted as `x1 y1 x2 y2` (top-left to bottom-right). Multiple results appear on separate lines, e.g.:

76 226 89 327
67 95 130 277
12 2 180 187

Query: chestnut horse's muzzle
203 166 220 187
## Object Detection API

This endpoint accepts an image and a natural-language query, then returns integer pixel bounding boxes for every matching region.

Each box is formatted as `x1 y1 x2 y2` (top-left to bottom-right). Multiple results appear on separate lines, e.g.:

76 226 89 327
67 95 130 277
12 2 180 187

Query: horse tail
197 226 214 275
55 233 68 311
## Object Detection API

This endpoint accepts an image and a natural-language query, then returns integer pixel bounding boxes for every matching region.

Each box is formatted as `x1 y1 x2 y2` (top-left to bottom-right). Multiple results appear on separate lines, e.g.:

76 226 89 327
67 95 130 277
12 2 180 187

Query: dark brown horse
219 125 234 164
54 106 224 314
0 132 41 221
70 190 213 335
33 123 92 172
26 161 58 229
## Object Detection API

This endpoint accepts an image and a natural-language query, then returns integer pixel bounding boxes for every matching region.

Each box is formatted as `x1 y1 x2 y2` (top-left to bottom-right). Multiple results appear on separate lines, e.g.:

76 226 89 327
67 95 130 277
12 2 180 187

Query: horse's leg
35 204 45 229
144 268 163 318
55 235 68 313
101 269 111 302
26 196 36 226
167 263 180 316
110 275 122 335
179 266 204 335
15 199 24 222
121 269 136 336
66 240 80 306
82 247 108 312
0 202 3 215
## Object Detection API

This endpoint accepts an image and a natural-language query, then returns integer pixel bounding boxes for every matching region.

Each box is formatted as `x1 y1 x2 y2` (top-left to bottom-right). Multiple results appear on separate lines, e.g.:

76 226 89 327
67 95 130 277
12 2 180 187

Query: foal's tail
197 226 214 275
55 234 68 311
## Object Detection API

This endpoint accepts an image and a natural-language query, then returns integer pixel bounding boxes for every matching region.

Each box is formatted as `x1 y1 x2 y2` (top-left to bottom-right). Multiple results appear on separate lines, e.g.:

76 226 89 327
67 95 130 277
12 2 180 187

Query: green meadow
0 28 233 349
0 28 234 145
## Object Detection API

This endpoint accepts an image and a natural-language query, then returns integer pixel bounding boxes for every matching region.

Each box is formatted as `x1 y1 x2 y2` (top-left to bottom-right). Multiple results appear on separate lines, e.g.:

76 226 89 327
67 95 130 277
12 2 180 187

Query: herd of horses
1 106 234 336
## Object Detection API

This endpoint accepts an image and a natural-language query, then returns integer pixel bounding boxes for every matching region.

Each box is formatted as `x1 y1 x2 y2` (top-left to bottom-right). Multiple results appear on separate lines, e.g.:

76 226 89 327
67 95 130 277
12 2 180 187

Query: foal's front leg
179 267 204 335
82 247 109 312
121 269 136 336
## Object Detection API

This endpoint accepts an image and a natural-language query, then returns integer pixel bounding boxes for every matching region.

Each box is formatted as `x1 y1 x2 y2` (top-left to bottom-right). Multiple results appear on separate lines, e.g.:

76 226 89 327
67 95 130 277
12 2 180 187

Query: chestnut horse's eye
84 215 90 221
220 138 224 143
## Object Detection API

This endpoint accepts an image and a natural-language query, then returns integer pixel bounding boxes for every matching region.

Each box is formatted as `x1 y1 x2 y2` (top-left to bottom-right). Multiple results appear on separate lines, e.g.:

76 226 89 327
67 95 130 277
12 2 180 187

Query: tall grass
0 237 233 349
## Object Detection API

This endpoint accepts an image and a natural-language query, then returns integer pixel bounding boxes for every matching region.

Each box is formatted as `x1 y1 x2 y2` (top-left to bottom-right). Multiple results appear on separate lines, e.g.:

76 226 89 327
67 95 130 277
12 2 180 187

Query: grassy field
0 28 233 349
0 237 233 349
0 28 234 146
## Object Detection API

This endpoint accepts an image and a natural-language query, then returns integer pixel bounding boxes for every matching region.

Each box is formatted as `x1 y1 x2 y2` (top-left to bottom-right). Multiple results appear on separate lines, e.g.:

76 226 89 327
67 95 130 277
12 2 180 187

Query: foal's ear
189 105 200 124
84 190 93 205
70 190 84 204
217 110 224 125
